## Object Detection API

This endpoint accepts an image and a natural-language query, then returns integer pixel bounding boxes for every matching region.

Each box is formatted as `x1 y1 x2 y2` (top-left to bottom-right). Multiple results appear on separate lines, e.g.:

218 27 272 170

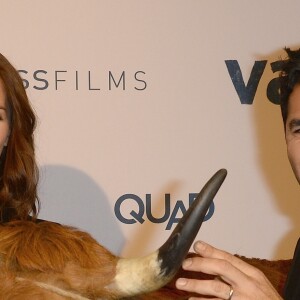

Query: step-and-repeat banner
1 0 300 259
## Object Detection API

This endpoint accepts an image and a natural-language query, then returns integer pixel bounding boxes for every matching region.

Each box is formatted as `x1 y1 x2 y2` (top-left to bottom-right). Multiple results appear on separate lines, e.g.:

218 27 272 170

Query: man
175 48 300 300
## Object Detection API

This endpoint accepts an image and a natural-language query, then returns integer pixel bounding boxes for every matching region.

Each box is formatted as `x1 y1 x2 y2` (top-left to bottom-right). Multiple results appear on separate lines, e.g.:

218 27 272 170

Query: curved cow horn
108 169 227 297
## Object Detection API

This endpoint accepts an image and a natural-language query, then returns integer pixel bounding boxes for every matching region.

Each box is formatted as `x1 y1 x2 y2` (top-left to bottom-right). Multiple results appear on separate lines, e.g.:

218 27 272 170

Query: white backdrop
1 0 300 260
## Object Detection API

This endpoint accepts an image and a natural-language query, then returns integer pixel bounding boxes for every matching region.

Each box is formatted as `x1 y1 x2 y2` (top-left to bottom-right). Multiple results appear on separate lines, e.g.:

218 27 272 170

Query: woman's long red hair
0 53 39 221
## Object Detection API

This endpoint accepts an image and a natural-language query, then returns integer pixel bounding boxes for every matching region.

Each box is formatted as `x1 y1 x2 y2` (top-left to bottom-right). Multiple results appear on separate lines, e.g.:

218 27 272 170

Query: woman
0 53 39 223
0 53 229 299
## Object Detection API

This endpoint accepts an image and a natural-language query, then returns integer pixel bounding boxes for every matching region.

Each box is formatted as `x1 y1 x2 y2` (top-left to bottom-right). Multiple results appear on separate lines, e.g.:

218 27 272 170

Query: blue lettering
267 60 285 105
166 200 186 230
114 194 145 224
146 194 171 223
225 60 267 104
115 193 216 230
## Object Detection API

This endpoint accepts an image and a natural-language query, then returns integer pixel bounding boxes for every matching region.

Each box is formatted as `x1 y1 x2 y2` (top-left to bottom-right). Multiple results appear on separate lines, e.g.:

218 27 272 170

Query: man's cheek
287 142 300 180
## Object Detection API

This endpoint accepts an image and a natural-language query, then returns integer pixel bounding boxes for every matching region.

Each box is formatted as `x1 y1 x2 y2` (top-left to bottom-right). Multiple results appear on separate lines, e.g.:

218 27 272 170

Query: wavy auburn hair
0 53 39 221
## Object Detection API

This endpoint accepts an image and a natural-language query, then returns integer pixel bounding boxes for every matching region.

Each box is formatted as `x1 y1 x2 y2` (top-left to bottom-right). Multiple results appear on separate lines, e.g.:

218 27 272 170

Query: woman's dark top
284 238 300 299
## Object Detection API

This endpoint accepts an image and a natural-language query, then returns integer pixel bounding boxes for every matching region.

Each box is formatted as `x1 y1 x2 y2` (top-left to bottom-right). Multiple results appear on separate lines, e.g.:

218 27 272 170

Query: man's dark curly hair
280 48 300 126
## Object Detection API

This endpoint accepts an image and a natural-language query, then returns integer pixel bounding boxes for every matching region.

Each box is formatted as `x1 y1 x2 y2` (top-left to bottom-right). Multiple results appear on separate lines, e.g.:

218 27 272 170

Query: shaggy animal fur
0 220 292 299
0 221 118 299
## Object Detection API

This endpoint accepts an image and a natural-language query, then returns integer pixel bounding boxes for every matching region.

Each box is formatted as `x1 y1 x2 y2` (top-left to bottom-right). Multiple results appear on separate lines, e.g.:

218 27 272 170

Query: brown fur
0 221 118 299
0 220 292 299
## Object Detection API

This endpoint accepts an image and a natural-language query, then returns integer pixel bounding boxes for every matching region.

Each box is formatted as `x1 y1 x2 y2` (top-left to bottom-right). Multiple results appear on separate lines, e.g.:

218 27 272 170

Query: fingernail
194 241 205 251
182 258 192 269
176 278 187 286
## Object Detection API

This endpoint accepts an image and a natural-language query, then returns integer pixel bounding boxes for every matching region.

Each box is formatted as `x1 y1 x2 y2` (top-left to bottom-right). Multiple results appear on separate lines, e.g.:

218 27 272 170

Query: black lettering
33 70 48 90
88 71 100 90
55 71 67 90
18 70 29 89
76 71 79 91
134 71 147 90
109 71 125 90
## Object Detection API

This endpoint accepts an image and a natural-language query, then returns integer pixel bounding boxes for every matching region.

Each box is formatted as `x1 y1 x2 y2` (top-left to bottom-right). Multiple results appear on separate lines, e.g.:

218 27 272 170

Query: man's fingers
176 277 232 299
176 241 283 300
193 241 264 280
182 255 245 286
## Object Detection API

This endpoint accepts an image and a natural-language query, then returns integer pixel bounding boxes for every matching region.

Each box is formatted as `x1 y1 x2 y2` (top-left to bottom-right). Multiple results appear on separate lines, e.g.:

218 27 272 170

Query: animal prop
0 169 227 299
